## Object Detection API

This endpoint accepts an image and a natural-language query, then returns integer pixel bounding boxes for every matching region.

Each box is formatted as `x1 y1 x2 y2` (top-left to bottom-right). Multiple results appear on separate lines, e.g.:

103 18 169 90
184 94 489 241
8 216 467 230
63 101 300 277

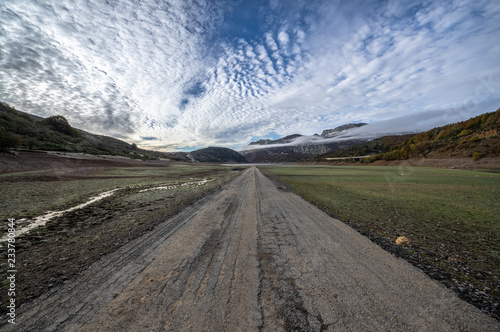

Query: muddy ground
0 150 241 318
0 151 498 330
2 166 498 331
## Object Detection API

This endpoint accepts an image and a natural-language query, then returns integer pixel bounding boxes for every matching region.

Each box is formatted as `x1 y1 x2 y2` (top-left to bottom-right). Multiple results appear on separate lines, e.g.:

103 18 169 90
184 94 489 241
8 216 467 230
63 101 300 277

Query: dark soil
0 150 240 315
354 228 500 321
0 150 156 174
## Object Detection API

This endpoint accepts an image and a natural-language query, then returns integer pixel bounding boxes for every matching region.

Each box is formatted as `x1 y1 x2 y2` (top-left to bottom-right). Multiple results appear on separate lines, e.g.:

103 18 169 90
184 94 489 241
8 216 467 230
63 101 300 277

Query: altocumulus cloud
0 0 499 151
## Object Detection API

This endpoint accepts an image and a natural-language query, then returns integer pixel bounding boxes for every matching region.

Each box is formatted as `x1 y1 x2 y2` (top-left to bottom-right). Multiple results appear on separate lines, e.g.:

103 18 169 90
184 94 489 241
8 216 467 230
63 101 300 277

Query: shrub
457 129 470 137
469 136 479 143
0 127 22 150
481 113 491 124
418 141 431 151
368 154 383 163
25 137 39 150
465 117 481 130
391 150 400 160
472 152 482 161
400 146 410 159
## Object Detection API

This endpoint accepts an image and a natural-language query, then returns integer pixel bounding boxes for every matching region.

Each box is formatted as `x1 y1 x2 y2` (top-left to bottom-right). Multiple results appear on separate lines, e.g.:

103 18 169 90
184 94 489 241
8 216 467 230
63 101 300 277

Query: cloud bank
1 0 499 151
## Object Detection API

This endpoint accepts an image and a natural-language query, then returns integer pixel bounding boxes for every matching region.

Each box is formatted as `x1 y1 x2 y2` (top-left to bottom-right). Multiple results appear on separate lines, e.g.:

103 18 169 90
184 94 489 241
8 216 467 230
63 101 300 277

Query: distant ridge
321 123 367 137
249 134 303 146
247 123 368 147
169 147 247 163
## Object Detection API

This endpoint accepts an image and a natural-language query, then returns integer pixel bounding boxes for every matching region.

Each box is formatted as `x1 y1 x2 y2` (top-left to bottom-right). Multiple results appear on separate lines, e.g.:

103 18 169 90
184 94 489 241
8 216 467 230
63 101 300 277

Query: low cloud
241 99 500 151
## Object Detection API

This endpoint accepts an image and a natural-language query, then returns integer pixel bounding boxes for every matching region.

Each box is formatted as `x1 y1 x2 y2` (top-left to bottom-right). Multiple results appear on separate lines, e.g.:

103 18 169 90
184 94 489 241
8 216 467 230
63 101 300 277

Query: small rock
395 236 410 246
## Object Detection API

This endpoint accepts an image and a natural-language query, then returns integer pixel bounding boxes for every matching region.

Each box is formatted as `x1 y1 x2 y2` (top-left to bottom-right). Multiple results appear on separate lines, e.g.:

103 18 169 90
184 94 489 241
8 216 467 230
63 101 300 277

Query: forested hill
0 102 247 163
0 102 167 160
315 108 500 162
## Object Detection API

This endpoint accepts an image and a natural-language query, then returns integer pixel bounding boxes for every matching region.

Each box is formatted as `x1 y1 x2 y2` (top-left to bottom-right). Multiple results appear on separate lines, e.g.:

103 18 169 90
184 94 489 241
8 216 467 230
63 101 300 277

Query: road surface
6 167 499 331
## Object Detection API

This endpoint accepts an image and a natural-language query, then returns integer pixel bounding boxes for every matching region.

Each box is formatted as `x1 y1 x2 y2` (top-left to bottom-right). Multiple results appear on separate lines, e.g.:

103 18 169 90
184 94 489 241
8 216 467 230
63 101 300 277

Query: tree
0 127 22 150
39 115 79 137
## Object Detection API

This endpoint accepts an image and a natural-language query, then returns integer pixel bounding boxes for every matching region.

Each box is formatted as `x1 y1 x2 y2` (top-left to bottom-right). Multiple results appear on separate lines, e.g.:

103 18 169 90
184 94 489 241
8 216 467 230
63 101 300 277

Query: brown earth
0 150 240 320
2 167 498 331
0 150 164 174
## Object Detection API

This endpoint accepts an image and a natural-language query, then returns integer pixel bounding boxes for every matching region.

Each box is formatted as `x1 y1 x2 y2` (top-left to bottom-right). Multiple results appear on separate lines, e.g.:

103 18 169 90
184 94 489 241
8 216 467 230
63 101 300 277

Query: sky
1 0 499 152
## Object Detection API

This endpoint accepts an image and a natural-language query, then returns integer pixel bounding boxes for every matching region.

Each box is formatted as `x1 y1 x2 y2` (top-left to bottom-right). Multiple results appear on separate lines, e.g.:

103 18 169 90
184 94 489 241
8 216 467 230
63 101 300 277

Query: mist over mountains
244 123 368 150
240 123 373 162
239 107 500 163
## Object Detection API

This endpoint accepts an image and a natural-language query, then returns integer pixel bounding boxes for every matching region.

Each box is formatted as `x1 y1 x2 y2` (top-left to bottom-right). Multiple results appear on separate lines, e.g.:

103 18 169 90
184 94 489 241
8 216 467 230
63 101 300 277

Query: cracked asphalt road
6 166 499 331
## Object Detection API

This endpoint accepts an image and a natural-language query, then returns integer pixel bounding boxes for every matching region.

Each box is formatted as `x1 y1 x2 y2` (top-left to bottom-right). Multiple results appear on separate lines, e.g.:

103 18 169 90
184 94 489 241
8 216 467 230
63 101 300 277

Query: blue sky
1 0 499 151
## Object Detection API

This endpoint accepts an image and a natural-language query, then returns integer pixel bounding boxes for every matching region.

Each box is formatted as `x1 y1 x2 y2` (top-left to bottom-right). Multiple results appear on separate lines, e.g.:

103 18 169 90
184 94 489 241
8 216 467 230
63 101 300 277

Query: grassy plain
0 163 243 312
260 165 500 315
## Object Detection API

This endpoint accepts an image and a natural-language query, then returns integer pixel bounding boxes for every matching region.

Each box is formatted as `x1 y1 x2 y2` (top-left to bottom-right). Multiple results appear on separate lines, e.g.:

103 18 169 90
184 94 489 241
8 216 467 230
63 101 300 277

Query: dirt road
5 167 499 331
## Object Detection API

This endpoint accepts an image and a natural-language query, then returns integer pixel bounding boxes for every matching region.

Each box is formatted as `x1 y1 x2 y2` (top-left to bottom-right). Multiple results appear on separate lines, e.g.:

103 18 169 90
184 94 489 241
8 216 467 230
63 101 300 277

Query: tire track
3 167 499 331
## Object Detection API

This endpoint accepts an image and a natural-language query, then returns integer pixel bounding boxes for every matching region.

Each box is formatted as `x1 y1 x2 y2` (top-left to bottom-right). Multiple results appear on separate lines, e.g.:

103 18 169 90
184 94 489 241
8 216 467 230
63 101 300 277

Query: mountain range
315 108 500 163
2 101 498 164
241 123 370 162
241 110 500 163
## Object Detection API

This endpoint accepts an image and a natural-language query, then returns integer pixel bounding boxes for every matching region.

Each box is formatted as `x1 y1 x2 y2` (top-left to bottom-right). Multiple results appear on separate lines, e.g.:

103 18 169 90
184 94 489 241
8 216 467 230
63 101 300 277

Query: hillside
0 102 247 163
0 102 157 159
316 108 500 163
241 140 367 163
313 135 414 160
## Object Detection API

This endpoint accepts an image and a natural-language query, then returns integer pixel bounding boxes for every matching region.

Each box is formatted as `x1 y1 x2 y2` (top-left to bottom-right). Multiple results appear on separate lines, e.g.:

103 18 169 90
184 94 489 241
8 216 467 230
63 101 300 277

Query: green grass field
260 165 500 303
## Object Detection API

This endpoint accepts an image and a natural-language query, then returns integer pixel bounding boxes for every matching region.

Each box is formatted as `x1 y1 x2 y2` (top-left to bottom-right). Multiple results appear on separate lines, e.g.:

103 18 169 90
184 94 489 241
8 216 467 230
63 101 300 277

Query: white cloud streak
0 0 499 151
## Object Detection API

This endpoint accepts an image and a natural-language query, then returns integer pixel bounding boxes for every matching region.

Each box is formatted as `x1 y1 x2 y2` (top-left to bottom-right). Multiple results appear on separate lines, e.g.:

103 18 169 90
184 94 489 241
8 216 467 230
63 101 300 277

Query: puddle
139 178 212 192
0 189 119 244
0 178 213 244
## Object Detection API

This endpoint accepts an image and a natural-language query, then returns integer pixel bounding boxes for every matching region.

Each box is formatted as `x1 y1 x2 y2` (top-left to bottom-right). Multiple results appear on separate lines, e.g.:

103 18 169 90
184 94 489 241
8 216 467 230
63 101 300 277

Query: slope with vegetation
316 108 500 163
0 102 152 159
313 135 414 160
0 102 247 163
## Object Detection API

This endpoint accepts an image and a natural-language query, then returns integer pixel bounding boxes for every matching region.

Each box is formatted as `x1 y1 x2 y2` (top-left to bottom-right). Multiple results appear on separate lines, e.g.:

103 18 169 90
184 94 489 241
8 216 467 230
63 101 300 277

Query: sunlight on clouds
0 0 499 151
